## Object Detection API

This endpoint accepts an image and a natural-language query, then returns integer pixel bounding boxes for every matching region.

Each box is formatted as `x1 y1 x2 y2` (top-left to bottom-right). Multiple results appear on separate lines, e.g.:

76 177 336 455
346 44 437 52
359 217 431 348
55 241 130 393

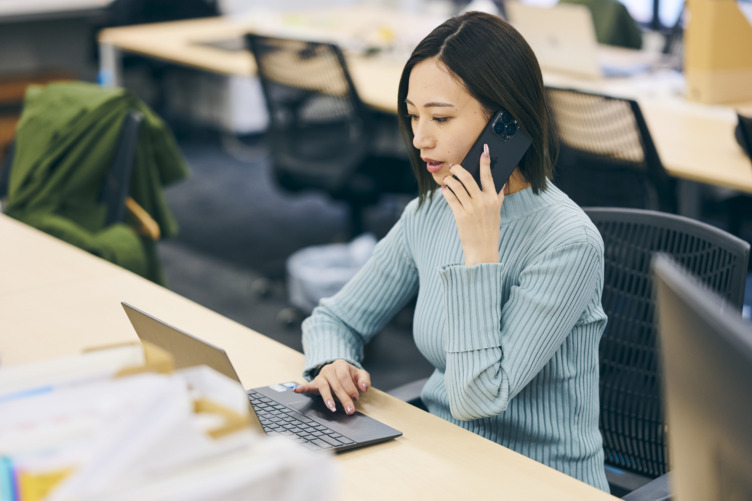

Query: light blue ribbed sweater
302 183 609 491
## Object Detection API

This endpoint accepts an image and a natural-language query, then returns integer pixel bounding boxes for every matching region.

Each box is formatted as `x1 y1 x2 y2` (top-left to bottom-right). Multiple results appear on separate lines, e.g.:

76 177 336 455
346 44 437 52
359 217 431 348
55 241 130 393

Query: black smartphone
461 108 532 190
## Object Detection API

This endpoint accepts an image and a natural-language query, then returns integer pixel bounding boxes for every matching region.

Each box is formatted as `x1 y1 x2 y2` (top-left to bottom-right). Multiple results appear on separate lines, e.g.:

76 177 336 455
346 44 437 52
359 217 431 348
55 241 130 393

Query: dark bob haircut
397 11 558 205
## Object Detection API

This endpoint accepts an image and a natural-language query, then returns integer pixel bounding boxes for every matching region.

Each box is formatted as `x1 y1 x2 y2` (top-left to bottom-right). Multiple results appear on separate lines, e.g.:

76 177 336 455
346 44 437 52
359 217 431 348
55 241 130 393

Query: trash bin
286 234 377 314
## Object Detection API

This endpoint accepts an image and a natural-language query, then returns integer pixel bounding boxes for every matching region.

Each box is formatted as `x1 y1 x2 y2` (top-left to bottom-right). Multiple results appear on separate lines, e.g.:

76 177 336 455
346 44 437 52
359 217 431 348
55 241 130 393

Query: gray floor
158 133 434 391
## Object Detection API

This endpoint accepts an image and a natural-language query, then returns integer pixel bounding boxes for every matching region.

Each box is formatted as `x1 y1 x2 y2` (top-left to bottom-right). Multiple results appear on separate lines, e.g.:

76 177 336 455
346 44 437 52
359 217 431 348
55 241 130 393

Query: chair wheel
276 307 301 328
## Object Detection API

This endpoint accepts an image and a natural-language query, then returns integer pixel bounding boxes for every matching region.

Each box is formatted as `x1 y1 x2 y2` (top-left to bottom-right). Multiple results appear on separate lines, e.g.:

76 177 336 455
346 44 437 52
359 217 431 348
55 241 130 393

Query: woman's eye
433 117 449 123
405 113 418 121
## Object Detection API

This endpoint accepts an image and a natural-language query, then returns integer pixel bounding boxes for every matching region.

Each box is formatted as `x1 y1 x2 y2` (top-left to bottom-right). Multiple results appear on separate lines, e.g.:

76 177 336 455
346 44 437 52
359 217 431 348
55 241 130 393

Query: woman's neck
504 168 531 195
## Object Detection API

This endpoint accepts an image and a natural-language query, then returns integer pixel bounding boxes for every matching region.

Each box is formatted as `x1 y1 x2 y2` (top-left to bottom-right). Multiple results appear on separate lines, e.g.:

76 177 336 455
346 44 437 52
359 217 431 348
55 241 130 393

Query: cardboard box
684 0 752 104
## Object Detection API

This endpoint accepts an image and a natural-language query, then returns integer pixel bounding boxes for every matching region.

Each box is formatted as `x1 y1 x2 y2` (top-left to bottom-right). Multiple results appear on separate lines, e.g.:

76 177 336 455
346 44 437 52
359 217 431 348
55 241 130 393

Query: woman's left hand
441 144 506 266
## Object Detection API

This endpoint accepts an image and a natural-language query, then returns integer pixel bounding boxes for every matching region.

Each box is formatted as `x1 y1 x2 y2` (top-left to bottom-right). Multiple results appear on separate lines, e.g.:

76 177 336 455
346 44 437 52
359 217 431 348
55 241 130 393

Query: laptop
505 2 657 79
121 302 402 453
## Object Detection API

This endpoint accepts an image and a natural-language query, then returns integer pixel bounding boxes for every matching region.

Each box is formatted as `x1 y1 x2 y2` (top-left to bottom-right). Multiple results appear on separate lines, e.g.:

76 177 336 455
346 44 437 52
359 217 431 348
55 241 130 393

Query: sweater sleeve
438 240 602 420
301 215 419 380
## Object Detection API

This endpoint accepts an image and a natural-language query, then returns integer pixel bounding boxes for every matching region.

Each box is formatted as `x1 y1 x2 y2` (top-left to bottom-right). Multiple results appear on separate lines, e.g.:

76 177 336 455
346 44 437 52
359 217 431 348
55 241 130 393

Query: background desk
0 213 617 500
98 7 752 208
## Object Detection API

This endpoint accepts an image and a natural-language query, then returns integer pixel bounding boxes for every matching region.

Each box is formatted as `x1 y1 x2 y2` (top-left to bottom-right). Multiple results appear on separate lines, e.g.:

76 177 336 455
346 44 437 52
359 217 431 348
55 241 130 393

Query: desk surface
0 213 616 500
98 7 752 195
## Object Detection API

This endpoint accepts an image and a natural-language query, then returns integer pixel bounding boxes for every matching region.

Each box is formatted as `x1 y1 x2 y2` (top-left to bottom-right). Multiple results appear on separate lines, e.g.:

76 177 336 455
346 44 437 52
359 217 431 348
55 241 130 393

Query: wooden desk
97 6 752 218
0 213 617 500
98 8 752 200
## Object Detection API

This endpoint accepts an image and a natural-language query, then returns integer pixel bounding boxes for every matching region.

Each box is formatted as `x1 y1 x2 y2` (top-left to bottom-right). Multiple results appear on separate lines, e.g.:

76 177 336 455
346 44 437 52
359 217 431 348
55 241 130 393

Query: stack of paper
0 344 336 501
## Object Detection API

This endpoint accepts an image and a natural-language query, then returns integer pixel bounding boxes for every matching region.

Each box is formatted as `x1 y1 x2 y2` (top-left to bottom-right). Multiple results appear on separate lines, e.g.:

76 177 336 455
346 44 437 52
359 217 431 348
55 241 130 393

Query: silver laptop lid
505 2 602 79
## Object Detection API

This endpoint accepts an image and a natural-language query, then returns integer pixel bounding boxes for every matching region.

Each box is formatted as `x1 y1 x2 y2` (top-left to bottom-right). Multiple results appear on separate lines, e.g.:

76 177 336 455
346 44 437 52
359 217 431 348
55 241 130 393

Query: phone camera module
501 112 514 125
506 123 518 136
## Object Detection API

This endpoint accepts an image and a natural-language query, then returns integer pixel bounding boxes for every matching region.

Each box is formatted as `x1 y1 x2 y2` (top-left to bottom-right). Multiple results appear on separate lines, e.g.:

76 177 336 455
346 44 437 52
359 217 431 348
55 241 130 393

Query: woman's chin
431 171 448 186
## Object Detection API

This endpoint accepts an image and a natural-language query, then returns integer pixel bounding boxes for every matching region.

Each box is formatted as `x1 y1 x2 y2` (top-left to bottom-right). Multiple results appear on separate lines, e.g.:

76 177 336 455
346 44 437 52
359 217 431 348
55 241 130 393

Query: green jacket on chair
5 81 189 284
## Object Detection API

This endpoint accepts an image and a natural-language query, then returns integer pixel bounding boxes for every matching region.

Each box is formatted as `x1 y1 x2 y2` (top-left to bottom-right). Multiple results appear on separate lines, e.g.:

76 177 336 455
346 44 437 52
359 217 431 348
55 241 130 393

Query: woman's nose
412 124 434 150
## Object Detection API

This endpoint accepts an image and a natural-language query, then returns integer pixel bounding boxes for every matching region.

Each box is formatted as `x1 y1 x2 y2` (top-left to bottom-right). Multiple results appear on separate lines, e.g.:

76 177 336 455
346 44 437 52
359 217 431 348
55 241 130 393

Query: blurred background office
0 0 750 405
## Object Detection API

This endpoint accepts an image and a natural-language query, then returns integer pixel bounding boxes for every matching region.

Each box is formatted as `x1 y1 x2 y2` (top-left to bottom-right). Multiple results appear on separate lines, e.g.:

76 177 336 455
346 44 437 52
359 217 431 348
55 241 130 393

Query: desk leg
98 43 122 87
677 179 702 219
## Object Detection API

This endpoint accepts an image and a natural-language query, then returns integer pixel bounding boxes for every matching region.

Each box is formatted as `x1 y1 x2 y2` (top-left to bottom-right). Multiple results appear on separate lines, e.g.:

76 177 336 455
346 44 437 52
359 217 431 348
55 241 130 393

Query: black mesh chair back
547 87 677 212
1 112 143 224
586 207 750 493
0 141 14 205
247 34 393 236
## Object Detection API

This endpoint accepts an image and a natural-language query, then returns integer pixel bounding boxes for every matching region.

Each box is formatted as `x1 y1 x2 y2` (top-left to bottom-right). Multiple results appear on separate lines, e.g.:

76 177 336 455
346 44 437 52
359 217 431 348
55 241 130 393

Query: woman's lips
424 159 444 173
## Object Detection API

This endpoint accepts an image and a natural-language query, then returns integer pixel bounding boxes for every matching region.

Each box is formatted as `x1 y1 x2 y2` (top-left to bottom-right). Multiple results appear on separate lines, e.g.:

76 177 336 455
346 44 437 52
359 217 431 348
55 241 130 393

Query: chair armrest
125 197 160 240
621 473 671 501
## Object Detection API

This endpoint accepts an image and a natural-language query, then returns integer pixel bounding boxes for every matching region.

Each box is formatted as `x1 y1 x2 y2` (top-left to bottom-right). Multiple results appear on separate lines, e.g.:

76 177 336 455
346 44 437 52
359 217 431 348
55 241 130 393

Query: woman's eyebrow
405 99 456 109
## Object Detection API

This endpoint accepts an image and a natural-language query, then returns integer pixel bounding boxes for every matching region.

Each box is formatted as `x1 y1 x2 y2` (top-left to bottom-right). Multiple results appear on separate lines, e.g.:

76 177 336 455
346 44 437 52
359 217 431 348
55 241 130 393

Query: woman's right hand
293 359 371 415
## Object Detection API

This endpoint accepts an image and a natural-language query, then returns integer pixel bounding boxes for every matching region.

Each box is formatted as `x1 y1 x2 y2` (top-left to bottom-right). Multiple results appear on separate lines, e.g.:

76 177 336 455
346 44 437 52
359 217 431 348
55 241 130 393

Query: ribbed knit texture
302 183 609 491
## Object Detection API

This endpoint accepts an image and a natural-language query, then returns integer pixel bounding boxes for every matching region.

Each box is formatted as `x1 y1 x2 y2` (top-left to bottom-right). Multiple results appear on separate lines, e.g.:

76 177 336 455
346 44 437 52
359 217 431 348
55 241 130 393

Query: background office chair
3 81 188 284
246 34 415 237
1 112 148 224
546 87 677 212
586 207 749 496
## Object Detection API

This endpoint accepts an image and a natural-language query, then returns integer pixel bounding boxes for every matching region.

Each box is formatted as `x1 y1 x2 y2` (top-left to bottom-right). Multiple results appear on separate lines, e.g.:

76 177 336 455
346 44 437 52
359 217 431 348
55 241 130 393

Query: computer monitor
652 254 752 501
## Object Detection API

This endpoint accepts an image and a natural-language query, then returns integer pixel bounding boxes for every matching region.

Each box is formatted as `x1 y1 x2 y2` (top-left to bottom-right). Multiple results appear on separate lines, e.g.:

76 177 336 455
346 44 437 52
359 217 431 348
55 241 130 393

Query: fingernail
360 383 368 391
327 400 336 412
345 405 354 414
483 144 490 158
448 163 454 170
351 394 359 401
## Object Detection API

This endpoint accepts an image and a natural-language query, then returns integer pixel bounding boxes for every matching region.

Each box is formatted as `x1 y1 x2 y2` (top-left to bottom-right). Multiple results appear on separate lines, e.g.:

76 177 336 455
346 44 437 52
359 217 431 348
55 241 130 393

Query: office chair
3 112 146 213
4 110 159 236
246 34 415 237
586 207 749 496
4 81 189 284
0 141 14 208
546 87 677 212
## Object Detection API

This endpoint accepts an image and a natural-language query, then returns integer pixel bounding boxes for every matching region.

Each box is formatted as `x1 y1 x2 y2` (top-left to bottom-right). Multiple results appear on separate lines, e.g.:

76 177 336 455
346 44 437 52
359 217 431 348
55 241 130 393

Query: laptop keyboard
248 390 356 451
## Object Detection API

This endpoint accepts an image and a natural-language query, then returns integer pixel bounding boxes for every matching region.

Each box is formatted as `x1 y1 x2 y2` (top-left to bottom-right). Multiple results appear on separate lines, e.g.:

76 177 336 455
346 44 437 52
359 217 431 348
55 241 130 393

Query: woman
293 11 608 491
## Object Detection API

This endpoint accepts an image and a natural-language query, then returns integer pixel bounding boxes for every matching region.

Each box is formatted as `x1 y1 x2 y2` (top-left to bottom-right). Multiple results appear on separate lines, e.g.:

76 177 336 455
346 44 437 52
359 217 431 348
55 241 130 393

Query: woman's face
406 57 489 186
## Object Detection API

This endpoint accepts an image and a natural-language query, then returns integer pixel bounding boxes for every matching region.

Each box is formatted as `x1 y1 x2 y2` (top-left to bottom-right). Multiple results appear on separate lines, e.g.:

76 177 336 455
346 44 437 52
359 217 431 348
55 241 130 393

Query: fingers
317 381 339 413
293 380 319 394
294 360 370 415
479 143 496 193
443 165 477 204
497 182 507 204
325 365 360 414
352 366 371 393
